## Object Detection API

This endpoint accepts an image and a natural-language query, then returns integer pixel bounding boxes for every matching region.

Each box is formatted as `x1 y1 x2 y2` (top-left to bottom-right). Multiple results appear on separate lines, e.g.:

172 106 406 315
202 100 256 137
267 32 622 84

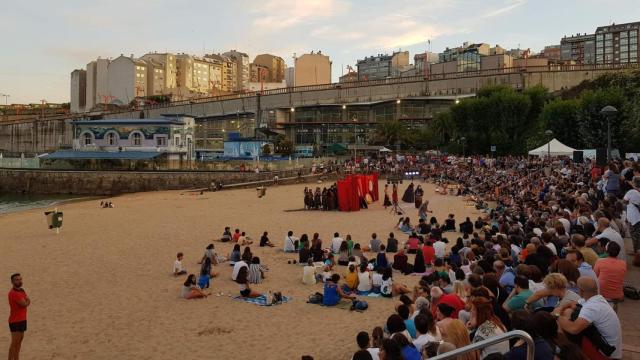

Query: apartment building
560 33 596 64
86 58 110 110
222 50 250 91
106 55 149 105
294 51 332 86
140 52 177 91
252 54 286 83
595 21 640 64
204 54 237 93
175 54 223 97
70 69 86 113
356 51 409 81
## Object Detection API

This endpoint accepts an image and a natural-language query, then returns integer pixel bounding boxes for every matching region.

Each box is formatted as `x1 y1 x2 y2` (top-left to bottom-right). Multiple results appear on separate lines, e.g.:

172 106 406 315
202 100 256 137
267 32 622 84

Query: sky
1 0 640 104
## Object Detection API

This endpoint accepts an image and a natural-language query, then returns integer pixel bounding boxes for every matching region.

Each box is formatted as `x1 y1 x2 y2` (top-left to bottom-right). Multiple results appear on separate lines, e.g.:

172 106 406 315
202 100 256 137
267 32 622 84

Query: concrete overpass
1 63 637 154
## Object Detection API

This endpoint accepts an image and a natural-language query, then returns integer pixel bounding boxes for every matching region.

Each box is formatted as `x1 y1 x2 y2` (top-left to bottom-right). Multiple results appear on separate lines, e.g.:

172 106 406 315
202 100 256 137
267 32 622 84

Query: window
106 132 118 146
131 132 142 146
156 136 167 146
174 135 181 147
82 132 93 146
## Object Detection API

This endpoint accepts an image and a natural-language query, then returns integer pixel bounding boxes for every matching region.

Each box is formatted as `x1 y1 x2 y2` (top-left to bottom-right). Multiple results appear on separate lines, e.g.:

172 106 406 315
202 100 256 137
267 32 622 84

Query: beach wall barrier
0 168 328 195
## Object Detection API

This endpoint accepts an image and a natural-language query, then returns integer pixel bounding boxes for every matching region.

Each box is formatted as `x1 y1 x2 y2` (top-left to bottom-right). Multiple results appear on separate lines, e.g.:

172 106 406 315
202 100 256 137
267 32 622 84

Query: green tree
538 99 581 147
373 119 407 147
578 88 629 150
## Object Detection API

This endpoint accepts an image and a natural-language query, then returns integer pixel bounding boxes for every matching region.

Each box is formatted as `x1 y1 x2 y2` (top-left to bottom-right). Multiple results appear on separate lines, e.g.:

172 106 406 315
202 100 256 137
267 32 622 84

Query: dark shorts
240 289 251 297
9 320 27 333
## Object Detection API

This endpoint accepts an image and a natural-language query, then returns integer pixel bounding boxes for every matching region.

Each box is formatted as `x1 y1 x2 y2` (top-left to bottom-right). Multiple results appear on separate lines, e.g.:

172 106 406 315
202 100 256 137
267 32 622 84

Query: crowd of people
167 154 639 360
342 155 639 360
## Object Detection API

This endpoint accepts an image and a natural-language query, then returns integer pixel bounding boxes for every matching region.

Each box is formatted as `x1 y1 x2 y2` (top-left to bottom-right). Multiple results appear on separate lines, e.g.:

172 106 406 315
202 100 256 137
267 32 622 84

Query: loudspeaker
573 150 584 163
596 148 607 166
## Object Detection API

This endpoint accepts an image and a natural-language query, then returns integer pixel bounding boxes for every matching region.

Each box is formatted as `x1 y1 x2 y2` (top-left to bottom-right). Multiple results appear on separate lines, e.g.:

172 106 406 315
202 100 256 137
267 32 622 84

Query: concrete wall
0 168 311 195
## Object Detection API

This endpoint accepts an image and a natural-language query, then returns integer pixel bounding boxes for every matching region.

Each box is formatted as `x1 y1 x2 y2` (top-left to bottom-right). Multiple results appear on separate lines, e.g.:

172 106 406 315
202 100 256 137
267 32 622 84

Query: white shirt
413 333 439 352
173 260 185 274
624 189 640 226
231 261 248 281
284 235 298 252
596 227 626 261
558 217 571 235
578 295 622 359
372 273 383 287
302 265 316 285
357 271 372 292
433 241 447 259
352 348 380 360
331 237 343 253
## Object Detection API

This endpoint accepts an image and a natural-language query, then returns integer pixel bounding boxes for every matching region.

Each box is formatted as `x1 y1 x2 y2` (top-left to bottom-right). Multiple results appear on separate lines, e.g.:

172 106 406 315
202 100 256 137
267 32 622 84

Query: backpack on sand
350 300 368 311
307 292 323 304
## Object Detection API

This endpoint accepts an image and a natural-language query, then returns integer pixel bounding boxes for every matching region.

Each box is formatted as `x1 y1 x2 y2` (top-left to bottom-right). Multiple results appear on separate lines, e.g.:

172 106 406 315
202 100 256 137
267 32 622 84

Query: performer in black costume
402 183 415 203
414 185 424 209
383 184 392 208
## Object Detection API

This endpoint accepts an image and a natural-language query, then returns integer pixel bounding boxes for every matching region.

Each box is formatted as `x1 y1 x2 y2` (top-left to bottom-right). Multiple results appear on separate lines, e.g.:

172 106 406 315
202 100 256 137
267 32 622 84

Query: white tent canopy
379 147 393 152
528 138 576 157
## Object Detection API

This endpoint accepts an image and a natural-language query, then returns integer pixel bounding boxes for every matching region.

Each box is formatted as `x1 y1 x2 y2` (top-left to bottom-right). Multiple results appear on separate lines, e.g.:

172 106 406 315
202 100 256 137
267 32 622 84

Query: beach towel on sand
233 294 291 306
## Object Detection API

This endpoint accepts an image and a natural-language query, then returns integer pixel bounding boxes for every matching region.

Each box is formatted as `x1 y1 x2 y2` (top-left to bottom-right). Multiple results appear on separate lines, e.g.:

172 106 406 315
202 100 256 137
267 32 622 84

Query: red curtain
349 175 361 211
337 179 352 212
367 173 379 201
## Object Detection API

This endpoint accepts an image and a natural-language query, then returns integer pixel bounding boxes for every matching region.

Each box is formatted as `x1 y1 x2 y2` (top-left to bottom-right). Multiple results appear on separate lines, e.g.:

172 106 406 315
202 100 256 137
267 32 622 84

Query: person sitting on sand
241 246 253 264
284 230 299 253
392 249 409 273
248 257 267 284
173 252 187 276
299 240 311 264
230 244 241 263
259 231 275 247
232 229 241 242
302 259 317 285
231 258 248 281
338 241 350 266
376 245 389 269
323 273 356 306
381 267 410 298
405 232 420 254
369 233 382 253
198 257 216 289
182 274 210 299
221 226 232 242
331 232 344 254
357 263 373 294
353 243 364 260
372 267 384 293
238 231 253 246
235 267 261 298
387 232 398 253
320 265 333 283
344 264 359 293
443 214 456 232
354 331 380 360
324 253 336 270
399 217 414 234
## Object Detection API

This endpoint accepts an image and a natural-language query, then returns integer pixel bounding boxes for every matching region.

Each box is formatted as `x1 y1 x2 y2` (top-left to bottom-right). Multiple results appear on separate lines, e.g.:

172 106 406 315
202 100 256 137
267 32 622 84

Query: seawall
0 168 319 195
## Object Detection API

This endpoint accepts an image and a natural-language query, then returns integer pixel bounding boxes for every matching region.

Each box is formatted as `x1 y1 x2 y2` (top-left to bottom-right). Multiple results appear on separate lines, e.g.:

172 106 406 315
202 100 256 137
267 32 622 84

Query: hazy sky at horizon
1 0 640 104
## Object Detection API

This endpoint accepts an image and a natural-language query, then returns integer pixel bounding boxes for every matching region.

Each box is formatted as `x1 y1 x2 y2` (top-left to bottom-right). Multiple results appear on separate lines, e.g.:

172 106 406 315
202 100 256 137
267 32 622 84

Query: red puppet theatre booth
336 173 379 212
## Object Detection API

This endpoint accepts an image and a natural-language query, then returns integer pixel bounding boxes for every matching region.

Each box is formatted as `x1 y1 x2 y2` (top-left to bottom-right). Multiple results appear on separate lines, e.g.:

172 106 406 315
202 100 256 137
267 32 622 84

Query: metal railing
428 330 535 360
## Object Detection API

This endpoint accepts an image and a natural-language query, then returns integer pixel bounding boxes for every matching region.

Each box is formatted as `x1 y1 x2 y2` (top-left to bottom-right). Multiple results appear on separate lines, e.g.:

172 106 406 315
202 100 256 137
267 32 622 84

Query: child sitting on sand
230 244 241 263
323 274 356 306
324 253 336 270
302 259 316 285
235 267 261 298
357 263 372 294
372 267 384 293
376 245 389 269
320 265 333 283
182 274 210 299
238 231 253 246
344 264 359 293
173 252 187 276
381 267 411 297
248 257 267 284
221 226 232 242
259 231 275 247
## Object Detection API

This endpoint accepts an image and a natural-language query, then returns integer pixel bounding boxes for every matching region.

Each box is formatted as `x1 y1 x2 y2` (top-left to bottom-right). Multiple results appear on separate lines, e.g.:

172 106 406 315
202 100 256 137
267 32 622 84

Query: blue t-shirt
499 268 516 292
401 346 422 360
323 282 340 306
505 338 554 360
404 319 417 339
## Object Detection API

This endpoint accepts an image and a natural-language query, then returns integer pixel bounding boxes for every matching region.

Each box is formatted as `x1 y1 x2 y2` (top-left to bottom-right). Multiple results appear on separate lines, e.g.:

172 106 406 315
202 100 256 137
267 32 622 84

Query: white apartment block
70 69 86 113
107 55 149 105
86 58 110 110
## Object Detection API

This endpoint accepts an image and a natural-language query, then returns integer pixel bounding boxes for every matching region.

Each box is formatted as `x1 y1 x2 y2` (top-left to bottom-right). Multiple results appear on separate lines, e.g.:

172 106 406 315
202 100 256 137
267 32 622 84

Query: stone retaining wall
0 168 319 195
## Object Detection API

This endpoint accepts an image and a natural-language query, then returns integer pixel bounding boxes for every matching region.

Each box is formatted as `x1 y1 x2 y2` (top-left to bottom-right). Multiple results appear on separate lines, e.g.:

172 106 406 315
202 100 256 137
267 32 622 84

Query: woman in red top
405 233 420 254
8 273 30 360
422 241 436 266
594 242 627 300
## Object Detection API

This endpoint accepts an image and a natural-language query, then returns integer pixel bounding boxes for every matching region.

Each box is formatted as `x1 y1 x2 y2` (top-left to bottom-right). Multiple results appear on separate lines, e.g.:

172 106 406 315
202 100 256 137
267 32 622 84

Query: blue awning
41 151 163 160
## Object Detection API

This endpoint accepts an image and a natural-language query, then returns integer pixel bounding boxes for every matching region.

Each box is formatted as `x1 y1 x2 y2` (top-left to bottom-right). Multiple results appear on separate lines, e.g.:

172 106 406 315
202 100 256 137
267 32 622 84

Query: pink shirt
594 257 627 300
407 237 419 250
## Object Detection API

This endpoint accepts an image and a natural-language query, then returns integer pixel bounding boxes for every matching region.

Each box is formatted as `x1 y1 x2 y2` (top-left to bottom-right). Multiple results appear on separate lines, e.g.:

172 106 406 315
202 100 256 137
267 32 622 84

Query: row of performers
382 183 425 209
304 185 370 211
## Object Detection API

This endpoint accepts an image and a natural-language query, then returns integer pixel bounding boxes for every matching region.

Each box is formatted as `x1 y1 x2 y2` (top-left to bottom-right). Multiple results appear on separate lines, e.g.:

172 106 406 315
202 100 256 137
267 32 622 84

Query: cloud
481 0 527 19
252 0 350 31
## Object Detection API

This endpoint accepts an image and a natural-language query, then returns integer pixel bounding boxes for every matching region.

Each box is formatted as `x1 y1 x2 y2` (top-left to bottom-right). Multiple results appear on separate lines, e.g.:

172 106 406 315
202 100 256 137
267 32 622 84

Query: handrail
427 330 535 360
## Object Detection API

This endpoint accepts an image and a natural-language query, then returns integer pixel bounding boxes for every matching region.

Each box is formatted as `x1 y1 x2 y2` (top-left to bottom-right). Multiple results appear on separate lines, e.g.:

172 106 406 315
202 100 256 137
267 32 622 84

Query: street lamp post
600 105 618 162
352 116 357 159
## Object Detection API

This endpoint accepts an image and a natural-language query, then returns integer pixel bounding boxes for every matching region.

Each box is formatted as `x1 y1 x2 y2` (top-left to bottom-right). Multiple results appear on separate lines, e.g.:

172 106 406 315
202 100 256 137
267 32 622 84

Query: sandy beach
1 180 638 360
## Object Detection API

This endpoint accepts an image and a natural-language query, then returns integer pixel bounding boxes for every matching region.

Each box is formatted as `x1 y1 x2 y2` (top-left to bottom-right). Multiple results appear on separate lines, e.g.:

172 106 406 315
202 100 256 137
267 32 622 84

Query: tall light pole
352 116 358 159
544 130 553 162
600 105 618 162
